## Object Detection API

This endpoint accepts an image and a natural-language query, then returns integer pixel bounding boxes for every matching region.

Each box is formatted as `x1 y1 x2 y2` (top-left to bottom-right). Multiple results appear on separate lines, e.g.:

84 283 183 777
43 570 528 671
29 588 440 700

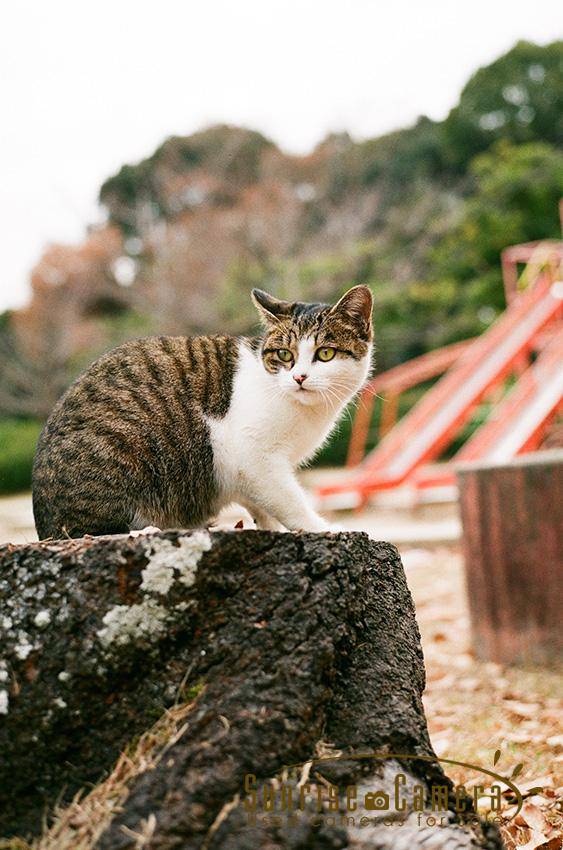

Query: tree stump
0 530 502 849
458 450 563 664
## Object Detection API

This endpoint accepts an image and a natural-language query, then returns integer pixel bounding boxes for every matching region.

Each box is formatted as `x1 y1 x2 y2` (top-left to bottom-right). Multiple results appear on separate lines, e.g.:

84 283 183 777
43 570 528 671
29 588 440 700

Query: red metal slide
317 271 563 506
413 322 563 489
456 323 563 464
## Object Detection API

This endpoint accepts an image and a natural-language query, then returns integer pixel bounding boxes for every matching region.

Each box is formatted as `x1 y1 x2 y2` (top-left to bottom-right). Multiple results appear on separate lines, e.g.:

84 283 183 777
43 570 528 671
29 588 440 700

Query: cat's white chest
206 343 335 499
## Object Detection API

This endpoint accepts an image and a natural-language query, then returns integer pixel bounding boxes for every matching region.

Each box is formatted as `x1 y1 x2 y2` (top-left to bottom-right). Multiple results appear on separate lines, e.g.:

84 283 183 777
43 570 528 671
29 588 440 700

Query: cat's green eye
277 348 293 363
317 347 336 362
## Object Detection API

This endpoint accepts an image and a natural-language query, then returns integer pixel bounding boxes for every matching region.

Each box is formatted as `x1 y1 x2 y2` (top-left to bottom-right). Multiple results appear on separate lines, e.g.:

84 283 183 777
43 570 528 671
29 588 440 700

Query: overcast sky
0 0 561 312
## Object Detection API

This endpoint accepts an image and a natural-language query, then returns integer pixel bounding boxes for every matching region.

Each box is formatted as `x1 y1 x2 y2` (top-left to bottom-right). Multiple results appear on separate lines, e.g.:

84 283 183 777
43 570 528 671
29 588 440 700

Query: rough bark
0 530 502 849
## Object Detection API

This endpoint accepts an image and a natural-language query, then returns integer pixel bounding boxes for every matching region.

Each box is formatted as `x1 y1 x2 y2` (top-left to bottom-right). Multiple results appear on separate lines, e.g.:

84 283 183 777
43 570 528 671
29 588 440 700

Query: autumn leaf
517 832 562 850
517 801 548 833
503 700 541 719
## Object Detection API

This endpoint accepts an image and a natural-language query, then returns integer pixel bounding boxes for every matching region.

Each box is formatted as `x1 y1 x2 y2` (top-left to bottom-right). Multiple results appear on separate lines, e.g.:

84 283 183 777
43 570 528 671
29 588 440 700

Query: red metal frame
413 328 563 490
346 338 475 467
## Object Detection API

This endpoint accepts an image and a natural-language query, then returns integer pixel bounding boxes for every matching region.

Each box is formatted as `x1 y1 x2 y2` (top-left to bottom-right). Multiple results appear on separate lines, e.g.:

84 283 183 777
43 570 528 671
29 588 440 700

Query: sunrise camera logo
243 749 543 830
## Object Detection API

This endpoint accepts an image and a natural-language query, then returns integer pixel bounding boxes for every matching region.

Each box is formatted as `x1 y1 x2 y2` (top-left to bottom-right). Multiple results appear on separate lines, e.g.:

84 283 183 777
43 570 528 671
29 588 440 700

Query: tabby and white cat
32 285 373 538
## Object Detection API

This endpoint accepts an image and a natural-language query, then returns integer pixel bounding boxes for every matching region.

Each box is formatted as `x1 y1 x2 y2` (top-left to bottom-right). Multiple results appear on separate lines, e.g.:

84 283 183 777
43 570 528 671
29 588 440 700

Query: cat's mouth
290 384 320 405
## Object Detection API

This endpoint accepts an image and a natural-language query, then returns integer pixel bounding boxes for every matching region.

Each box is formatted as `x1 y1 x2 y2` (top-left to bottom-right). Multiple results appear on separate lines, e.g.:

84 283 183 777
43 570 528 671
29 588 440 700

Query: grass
29 692 202 850
0 419 43 495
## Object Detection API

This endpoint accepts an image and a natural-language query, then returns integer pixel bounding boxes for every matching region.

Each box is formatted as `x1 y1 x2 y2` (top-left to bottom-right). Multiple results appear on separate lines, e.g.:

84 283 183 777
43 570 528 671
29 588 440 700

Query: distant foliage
100 125 274 232
0 418 42 494
428 141 563 341
442 40 563 171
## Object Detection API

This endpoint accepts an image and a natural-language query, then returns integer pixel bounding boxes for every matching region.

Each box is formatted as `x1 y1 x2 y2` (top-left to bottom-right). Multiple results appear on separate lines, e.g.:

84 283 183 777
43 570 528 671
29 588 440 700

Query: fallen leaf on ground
515 802 549 833
459 677 482 691
503 700 542 718
518 777 554 793
505 732 544 744
517 835 562 850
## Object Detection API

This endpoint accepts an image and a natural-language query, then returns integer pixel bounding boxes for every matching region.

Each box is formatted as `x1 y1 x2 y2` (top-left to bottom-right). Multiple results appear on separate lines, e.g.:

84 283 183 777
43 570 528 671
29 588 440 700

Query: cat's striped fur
32 286 373 539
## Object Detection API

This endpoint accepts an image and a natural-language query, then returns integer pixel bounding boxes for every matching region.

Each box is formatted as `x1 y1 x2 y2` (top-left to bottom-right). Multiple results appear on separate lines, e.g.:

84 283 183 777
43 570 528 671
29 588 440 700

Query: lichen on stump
0 530 501 849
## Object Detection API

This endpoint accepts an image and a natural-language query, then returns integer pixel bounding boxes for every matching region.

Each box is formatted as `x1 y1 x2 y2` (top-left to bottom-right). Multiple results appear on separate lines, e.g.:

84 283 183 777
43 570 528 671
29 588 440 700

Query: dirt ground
408 548 562 850
0 494 561 849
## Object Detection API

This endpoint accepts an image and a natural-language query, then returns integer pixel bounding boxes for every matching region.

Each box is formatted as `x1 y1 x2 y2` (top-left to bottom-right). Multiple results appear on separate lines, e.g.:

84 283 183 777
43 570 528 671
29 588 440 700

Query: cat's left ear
330 285 373 329
251 289 293 324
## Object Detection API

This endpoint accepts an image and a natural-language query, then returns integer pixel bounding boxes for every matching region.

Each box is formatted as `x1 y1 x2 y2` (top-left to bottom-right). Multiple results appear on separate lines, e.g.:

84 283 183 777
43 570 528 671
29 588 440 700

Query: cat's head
251 285 373 407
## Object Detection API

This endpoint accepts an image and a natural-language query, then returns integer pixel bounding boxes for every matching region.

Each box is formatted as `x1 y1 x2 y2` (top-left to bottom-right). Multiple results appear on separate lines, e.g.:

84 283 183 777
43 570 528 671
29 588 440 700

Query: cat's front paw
129 525 161 537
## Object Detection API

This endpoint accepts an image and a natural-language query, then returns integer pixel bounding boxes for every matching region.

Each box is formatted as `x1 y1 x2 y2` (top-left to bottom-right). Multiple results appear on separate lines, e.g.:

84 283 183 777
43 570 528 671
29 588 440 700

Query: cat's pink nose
293 373 308 385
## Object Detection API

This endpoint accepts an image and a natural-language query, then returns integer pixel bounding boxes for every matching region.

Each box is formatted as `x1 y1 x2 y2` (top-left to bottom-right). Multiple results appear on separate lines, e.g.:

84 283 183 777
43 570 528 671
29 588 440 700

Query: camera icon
364 791 390 811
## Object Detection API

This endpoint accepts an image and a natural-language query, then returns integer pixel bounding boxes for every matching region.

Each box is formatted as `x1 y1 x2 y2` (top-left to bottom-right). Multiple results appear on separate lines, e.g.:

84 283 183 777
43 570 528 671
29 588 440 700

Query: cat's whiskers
318 379 365 426
317 385 346 412
319 380 353 400
317 388 336 413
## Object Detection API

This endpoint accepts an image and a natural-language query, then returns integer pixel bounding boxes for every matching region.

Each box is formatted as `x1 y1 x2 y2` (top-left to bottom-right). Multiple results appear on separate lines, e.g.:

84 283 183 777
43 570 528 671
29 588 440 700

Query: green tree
429 140 563 336
442 40 563 171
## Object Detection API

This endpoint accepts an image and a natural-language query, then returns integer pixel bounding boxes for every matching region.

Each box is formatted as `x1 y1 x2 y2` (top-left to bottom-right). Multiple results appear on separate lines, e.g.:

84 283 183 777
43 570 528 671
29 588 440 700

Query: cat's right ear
251 289 293 325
